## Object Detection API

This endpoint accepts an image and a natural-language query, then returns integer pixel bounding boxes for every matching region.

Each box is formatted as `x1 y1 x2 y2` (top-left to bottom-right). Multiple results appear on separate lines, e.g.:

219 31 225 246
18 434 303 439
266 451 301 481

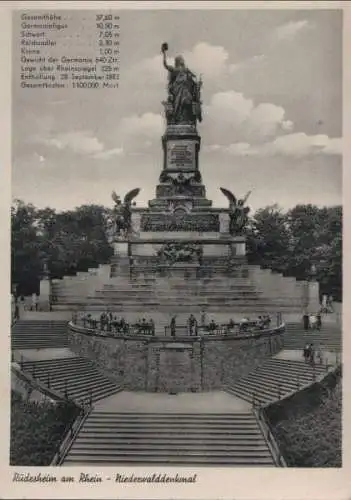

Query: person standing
316 346 323 365
31 293 38 311
303 311 309 331
193 316 198 336
200 310 207 328
310 314 317 330
303 343 310 363
316 312 322 330
329 295 334 313
170 316 176 337
14 302 19 321
309 343 315 365
188 314 197 336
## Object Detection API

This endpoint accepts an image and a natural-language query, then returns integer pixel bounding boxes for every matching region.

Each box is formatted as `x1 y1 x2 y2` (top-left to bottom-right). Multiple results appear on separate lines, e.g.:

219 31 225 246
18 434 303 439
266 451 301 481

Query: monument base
39 279 51 311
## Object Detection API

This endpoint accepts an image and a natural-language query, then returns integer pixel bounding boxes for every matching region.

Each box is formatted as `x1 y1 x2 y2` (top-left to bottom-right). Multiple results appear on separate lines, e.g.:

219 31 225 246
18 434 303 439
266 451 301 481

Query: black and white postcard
0 2 348 499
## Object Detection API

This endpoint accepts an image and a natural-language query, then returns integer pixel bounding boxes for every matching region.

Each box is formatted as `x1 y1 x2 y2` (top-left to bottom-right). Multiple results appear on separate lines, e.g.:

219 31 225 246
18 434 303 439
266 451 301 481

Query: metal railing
12 351 85 404
165 321 277 337
72 315 156 336
254 407 287 467
12 351 91 466
72 312 283 339
51 402 93 465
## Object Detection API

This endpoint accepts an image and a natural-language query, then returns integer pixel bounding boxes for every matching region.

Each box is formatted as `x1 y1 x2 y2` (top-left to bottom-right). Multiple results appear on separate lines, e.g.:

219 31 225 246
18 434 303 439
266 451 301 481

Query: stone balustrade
68 321 284 393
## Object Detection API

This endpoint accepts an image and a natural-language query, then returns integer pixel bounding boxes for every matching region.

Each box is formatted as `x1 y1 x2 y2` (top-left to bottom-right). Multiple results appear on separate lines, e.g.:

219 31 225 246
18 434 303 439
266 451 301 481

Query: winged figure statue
111 191 121 205
111 188 140 238
220 187 251 235
123 188 140 206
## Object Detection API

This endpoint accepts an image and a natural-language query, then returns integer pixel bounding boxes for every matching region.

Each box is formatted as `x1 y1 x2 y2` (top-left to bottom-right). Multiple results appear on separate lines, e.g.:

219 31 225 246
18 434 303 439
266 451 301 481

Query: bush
270 381 341 467
10 391 79 465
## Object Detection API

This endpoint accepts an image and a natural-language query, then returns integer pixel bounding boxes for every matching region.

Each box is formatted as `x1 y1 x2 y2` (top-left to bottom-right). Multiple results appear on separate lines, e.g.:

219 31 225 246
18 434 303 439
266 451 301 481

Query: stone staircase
49 260 319 314
14 321 338 466
52 273 304 313
225 358 327 406
63 412 275 466
11 320 69 350
20 357 122 404
283 323 342 351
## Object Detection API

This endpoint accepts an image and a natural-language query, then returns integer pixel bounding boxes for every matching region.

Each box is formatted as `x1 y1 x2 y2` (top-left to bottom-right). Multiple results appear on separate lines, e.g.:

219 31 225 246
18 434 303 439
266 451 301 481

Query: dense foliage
268 379 342 467
11 200 342 301
10 391 79 465
246 204 342 301
11 200 113 296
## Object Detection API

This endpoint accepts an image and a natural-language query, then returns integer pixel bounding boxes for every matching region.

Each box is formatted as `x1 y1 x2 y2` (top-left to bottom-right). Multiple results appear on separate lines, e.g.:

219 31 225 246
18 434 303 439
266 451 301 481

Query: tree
11 200 42 295
287 205 342 298
11 201 114 294
246 204 291 273
247 203 342 301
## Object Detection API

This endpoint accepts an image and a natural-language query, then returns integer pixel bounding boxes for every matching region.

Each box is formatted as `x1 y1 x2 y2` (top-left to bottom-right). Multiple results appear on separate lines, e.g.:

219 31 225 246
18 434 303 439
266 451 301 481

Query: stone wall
202 331 283 390
68 324 284 392
68 327 147 389
146 344 200 393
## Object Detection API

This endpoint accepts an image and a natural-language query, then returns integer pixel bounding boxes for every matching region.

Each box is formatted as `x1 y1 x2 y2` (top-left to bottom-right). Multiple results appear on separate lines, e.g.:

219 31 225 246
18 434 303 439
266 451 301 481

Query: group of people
78 313 155 336
237 315 272 332
169 313 273 337
303 343 324 365
321 294 334 314
76 310 277 338
302 312 322 331
11 293 40 320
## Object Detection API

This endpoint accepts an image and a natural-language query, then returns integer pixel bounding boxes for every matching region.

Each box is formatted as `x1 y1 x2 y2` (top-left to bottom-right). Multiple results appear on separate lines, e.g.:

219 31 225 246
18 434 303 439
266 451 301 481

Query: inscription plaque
167 140 195 169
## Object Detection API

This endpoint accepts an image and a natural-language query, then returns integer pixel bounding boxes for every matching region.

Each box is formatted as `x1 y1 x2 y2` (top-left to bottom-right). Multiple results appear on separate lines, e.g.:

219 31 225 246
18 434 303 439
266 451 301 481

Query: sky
12 8 342 212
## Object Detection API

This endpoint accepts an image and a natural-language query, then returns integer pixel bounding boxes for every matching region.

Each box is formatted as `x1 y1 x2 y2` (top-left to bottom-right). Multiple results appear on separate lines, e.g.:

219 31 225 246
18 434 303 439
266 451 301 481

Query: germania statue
161 42 202 126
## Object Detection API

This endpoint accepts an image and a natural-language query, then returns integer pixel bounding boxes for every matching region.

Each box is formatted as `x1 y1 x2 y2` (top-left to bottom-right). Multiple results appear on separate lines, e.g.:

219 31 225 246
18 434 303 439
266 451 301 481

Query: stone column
308 280 320 313
39 278 51 311
113 241 130 276
39 258 51 311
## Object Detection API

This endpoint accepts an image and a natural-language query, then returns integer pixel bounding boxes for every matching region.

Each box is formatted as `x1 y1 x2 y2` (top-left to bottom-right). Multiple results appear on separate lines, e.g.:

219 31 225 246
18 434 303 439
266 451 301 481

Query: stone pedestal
230 237 246 257
98 264 111 280
308 280 320 313
113 241 129 257
111 241 130 277
162 124 200 172
39 278 51 311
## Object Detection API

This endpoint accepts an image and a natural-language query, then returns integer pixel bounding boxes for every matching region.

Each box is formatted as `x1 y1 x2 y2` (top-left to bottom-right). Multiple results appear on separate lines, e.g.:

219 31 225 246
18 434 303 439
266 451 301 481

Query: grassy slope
10 391 79 466
271 381 342 467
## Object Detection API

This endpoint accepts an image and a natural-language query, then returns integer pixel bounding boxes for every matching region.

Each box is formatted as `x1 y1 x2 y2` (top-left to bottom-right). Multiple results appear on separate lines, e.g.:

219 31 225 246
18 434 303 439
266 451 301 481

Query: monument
109 43 250 280
49 43 320 316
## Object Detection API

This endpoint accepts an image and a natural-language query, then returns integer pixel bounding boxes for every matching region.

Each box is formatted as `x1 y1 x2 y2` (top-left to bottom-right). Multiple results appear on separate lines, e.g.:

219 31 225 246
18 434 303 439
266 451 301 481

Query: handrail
12 353 86 408
11 364 67 404
164 323 273 336
51 403 93 465
254 406 287 467
225 350 340 411
69 318 285 342
12 353 95 466
72 316 155 336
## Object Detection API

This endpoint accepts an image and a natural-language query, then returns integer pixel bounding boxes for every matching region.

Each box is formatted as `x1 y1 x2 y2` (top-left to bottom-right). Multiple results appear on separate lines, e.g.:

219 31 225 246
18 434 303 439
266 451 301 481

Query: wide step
63 412 275 466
